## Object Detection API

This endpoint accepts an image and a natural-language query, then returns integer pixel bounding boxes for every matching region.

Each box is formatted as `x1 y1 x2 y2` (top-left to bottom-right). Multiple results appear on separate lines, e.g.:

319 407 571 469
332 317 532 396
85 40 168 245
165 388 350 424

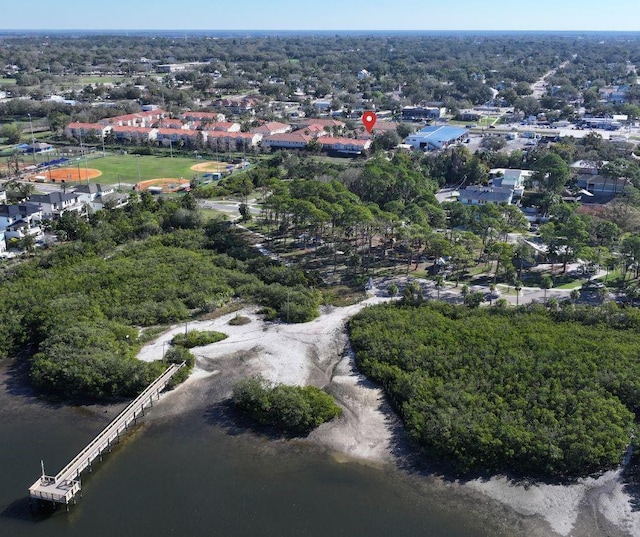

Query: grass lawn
56 75 128 88
555 279 587 290
78 154 204 185
199 208 230 220
79 75 126 85
477 116 500 126
0 78 16 85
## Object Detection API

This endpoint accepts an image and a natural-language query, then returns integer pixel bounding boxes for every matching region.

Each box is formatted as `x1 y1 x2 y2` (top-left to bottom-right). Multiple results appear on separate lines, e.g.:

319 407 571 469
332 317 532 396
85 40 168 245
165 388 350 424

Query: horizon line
1 28 640 33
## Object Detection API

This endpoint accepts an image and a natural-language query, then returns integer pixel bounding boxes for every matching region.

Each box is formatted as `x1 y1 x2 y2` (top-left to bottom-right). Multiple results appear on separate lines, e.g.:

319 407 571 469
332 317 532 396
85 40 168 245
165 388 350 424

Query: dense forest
0 193 321 399
2 33 640 122
349 301 640 476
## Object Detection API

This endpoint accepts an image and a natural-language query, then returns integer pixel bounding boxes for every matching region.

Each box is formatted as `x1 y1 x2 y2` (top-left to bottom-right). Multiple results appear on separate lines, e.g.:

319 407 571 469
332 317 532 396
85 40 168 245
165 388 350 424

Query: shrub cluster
233 377 342 434
171 330 228 348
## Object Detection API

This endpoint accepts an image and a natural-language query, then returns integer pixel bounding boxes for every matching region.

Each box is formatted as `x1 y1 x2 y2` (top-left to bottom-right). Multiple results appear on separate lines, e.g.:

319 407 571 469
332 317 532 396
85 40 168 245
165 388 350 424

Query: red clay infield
44 167 102 182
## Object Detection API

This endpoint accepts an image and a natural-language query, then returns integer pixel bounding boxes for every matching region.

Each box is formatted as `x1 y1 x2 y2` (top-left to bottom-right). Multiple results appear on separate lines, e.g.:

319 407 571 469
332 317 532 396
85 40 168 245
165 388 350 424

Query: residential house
314 101 332 113
28 192 83 219
599 85 629 104
0 202 43 241
213 98 258 115
576 175 630 196
459 186 514 205
570 160 610 175
490 169 534 198
73 184 128 211
455 110 483 122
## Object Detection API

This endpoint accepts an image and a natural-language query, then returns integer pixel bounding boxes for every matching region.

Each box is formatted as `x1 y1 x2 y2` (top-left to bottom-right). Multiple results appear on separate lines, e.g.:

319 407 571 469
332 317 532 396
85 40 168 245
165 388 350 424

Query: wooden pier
28 362 185 508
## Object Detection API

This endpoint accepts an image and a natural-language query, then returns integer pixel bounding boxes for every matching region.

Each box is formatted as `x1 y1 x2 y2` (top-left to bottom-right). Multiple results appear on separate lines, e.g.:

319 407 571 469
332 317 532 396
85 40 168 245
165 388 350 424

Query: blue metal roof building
404 125 469 150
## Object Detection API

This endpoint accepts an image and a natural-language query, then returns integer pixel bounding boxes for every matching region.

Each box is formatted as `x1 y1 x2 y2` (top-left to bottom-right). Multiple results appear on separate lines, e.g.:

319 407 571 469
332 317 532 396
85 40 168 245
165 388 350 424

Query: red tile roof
252 121 291 133
317 136 370 147
66 122 105 130
157 119 184 127
264 132 314 144
112 126 153 134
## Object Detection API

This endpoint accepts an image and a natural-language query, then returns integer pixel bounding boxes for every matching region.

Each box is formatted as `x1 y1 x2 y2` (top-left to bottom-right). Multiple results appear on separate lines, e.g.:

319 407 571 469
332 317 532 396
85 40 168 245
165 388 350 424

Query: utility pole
27 113 36 165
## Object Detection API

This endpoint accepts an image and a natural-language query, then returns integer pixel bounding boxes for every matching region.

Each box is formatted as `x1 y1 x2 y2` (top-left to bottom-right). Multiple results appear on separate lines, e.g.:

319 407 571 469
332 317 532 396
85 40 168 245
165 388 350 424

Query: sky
2 0 640 32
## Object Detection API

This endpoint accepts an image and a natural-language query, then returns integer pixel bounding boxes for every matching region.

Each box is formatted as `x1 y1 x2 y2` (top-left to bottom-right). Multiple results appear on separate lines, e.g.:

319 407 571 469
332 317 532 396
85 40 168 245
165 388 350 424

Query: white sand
137 290 640 536
468 470 640 536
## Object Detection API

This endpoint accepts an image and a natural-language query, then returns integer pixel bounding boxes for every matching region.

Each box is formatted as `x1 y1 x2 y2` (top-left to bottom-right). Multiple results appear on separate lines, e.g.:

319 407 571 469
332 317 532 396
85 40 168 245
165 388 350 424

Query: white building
73 184 128 211
490 169 534 198
28 192 83 219
0 202 43 242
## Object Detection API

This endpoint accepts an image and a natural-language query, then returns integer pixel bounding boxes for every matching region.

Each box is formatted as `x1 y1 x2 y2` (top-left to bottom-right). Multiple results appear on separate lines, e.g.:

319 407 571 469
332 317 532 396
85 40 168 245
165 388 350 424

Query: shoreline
137 298 640 537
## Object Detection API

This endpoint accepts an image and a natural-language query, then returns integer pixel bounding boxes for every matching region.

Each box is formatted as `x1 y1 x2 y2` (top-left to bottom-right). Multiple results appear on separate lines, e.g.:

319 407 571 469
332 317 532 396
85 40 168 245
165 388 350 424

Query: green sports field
79 154 206 185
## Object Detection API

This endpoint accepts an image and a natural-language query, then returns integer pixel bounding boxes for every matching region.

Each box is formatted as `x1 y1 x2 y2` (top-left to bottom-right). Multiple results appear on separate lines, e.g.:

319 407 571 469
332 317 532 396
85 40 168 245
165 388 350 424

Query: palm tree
460 284 469 304
540 274 553 302
515 281 523 306
435 275 444 300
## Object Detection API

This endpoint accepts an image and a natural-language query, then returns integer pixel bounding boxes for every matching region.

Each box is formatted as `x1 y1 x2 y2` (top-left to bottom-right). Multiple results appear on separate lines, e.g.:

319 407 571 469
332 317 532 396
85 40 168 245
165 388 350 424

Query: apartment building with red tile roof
111 126 157 142
205 131 262 147
263 132 314 149
251 121 292 136
64 122 110 138
316 136 371 154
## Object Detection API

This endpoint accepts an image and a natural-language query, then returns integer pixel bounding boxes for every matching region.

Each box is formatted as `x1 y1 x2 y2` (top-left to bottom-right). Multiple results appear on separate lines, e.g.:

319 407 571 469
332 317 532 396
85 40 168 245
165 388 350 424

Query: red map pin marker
362 111 377 134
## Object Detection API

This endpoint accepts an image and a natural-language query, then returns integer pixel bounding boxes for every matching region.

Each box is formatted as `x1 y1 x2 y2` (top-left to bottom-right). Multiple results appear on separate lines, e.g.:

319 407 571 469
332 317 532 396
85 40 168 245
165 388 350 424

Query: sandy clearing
137 290 640 537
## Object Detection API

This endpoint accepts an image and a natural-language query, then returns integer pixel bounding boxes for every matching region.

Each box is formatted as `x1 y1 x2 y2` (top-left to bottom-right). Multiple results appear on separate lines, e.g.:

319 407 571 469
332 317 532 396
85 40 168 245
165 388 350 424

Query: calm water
0 368 516 537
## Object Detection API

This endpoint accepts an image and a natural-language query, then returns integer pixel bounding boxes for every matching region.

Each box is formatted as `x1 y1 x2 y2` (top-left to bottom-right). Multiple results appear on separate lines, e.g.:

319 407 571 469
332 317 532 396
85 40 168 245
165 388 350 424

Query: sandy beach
137 294 640 537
